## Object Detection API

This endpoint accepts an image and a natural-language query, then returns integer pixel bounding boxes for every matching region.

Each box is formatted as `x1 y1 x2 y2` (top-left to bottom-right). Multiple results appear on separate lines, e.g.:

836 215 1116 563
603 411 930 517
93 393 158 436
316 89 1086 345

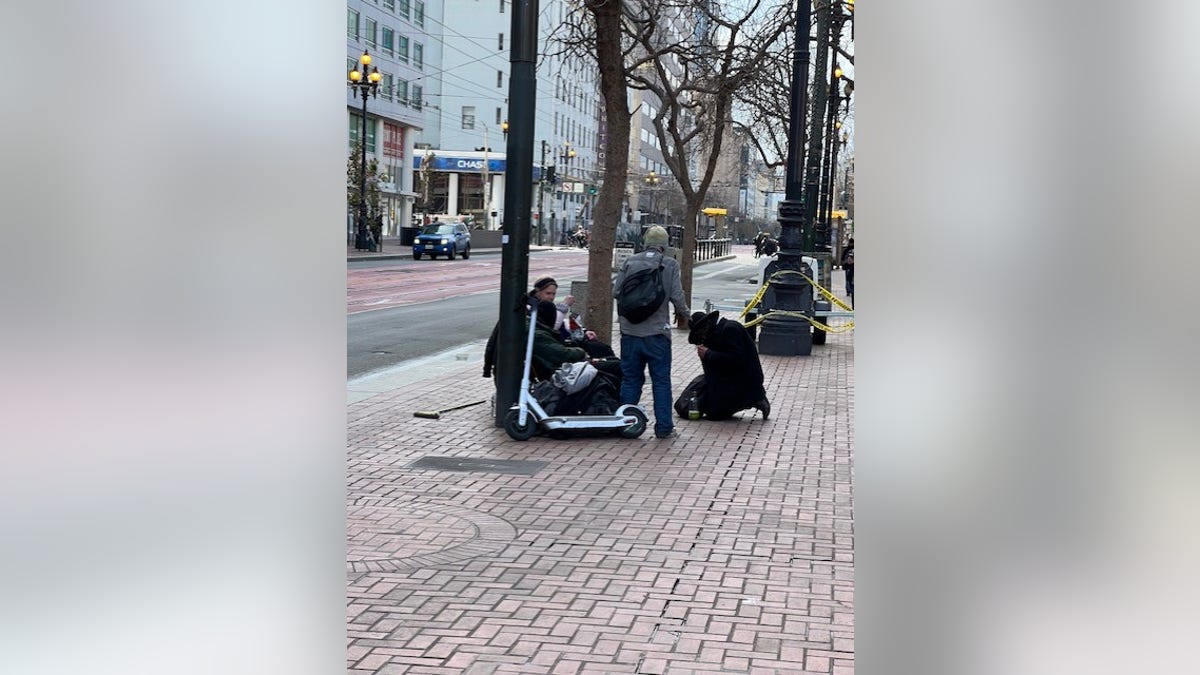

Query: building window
397 79 408 104
500 0 506 12
349 113 376 153
384 0 394 9
462 106 476 130
497 70 503 88
496 107 502 124
383 122 404 158
412 85 423 110
397 35 409 62
498 33 504 50
365 18 377 45
382 73 393 99
413 43 423 69
415 1 425 27
397 0 410 19
346 58 356 77
381 27 394 54
347 10 359 38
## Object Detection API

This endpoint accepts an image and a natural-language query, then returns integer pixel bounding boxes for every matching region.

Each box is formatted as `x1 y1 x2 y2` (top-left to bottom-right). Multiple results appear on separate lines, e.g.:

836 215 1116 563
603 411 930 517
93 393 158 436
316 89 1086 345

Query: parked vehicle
412 222 471 260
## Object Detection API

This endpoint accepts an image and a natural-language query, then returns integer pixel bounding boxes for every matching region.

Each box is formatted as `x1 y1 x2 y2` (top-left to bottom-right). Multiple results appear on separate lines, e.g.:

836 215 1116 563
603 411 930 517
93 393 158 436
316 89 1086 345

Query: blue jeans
619 333 674 435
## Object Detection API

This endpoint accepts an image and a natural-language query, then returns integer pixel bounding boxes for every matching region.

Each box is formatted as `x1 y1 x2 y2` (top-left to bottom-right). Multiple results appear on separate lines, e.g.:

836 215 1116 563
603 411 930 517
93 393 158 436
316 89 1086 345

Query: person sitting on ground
530 300 589 381
482 277 613 380
684 310 770 420
528 276 614 359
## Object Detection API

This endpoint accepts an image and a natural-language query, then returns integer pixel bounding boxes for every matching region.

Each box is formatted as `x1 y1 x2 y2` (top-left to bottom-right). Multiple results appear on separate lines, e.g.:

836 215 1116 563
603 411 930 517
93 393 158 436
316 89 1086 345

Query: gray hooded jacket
613 246 689 338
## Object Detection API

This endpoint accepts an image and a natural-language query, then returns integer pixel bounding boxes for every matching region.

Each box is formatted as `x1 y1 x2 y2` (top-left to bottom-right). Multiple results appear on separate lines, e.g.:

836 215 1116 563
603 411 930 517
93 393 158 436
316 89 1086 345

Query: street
347 246 765 379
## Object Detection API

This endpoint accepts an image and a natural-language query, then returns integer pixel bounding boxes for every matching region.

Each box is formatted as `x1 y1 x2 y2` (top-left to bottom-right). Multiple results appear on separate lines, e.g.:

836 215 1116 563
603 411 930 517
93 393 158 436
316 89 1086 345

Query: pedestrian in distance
753 231 769 258
679 311 770 421
840 237 854 307
613 225 690 439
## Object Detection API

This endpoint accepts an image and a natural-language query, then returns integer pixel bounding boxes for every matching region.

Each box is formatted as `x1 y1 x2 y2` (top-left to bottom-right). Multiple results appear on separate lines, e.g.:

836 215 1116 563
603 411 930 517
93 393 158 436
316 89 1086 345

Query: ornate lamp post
644 171 661 223
558 144 576 239
348 50 381 251
757 0 816 356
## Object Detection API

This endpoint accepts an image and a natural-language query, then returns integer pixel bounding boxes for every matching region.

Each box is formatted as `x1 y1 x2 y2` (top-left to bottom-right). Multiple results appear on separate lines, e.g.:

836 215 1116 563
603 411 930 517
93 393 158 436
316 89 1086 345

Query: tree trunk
585 0 631 345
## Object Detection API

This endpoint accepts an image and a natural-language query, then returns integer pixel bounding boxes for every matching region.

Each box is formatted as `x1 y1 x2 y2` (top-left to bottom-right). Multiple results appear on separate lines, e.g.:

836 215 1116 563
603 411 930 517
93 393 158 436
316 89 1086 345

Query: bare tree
564 0 633 345
622 0 793 308
556 0 795 337
735 2 855 194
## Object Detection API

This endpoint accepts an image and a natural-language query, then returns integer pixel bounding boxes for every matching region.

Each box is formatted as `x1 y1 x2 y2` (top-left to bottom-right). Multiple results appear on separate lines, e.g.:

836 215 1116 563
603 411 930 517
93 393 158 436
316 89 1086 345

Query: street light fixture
348 50 381 251
644 171 662 224
501 119 510 139
556 144 577 236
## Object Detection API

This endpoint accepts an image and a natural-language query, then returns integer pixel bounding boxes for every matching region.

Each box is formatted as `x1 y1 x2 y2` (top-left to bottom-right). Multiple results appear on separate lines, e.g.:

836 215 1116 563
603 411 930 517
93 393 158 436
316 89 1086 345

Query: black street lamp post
558 144 575 241
494 0 539 426
645 171 661 223
757 0 816 356
348 50 381 251
536 140 548 245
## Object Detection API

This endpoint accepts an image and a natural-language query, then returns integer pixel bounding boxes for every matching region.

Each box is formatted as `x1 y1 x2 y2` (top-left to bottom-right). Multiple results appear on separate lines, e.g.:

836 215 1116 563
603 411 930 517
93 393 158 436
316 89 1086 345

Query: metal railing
694 238 732 261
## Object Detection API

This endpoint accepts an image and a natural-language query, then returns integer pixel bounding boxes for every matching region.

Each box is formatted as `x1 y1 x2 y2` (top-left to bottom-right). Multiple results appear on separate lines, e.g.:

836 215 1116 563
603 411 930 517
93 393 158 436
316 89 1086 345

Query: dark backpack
617 257 666 323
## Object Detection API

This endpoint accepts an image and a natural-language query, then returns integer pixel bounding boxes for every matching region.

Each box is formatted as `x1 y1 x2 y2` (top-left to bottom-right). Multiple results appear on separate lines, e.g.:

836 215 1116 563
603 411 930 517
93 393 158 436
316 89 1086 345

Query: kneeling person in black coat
686 311 771 420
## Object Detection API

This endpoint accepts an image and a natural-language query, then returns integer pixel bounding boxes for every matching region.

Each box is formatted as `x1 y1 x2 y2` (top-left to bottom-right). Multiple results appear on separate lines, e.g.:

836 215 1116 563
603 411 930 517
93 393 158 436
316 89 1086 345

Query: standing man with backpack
613 225 690 439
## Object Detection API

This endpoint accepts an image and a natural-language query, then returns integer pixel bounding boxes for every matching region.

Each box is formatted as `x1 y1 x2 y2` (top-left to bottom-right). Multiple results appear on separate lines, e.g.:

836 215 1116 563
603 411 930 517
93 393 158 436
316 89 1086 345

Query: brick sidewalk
348 308 854 673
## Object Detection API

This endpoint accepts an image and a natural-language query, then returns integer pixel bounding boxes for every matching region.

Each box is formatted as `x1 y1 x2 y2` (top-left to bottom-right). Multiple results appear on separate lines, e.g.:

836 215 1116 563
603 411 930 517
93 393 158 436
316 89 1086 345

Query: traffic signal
544 166 556 184
587 185 598 195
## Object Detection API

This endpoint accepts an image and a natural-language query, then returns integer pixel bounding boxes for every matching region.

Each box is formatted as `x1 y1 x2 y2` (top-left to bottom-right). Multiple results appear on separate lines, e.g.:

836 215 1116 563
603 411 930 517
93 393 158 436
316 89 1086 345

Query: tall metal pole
800 1 831 254
537 140 547 245
758 0 815 356
495 0 539 426
359 91 369 250
481 124 491 228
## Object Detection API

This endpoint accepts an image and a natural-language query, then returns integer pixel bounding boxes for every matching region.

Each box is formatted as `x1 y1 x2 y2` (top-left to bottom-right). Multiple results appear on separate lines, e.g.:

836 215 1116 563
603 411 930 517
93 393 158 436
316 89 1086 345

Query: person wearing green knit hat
612 225 690 439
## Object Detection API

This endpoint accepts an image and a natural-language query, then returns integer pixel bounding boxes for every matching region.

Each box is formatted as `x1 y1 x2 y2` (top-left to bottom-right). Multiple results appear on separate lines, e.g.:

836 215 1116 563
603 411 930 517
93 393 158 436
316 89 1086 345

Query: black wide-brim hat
688 310 719 344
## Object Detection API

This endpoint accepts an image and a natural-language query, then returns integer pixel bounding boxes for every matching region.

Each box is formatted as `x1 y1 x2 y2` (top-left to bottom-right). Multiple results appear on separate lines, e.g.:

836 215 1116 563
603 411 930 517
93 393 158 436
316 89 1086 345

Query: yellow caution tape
739 282 770 320
744 310 855 333
769 270 853 312
738 267 855 334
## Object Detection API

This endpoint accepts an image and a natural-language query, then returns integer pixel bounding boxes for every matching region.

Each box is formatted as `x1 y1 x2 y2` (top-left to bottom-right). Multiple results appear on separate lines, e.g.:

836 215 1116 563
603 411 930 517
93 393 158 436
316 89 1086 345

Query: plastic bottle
687 395 700 420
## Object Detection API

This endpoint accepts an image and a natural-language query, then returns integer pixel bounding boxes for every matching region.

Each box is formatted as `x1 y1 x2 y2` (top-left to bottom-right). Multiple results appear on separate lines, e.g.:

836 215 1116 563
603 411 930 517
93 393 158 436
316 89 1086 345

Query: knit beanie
643 226 669 248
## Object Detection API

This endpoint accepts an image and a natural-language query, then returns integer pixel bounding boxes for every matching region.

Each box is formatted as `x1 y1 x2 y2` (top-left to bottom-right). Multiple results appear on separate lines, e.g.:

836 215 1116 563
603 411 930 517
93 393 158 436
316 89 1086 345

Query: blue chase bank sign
413 155 507 173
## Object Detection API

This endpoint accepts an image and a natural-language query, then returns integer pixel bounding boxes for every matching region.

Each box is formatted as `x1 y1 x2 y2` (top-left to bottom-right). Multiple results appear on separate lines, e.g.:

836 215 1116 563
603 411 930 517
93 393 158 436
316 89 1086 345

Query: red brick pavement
347 296 854 673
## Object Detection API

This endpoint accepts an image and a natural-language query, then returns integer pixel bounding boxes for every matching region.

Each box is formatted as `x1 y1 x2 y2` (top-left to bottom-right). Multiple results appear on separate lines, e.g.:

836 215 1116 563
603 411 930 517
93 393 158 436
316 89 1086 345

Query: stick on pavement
413 400 487 420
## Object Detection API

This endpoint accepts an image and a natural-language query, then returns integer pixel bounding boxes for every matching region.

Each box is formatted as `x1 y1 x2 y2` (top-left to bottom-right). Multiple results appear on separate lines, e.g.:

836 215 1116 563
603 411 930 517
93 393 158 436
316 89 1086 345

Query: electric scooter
503 300 648 441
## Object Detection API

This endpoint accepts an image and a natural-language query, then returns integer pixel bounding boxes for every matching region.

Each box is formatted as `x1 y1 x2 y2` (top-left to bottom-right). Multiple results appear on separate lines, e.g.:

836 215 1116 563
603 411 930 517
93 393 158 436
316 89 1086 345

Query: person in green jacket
531 300 588 381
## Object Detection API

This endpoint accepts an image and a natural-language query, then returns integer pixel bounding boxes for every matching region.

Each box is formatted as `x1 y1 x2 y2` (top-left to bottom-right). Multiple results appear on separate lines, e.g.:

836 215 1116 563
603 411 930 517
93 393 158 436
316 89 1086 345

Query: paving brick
346 253 854 673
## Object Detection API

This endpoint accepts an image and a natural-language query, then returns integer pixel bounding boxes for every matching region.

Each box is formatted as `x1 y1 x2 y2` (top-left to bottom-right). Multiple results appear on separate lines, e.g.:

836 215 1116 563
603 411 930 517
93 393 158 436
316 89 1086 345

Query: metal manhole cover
408 456 547 475
346 498 519 573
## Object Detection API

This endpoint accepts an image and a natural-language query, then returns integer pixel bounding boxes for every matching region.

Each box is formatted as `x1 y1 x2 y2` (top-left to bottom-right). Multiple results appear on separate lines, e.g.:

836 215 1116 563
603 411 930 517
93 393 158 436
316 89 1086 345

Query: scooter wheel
504 408 538 441
618 407 648 439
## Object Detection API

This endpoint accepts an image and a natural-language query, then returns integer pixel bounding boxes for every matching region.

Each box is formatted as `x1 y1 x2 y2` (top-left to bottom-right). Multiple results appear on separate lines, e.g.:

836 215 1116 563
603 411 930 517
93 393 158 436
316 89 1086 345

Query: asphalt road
347 248 764 379
347 292 498 378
